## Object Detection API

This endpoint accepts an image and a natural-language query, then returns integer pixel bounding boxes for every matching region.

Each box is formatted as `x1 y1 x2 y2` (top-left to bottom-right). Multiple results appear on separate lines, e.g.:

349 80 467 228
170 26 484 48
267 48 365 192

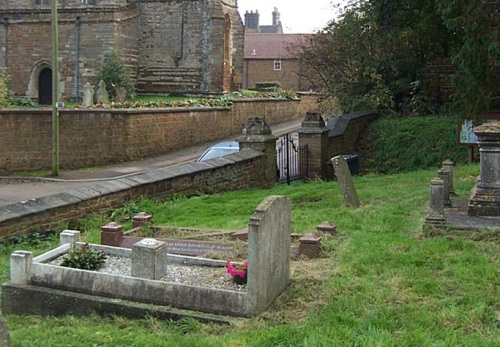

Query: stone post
468 122 500 216
424 177 447 228
132 212 153 229
298 111 330 180
316 221 336 236
437 167 452 206
10 251 33 285
0 315 10 347
59 230 80 246
238 117 277 188
442 159 456 195
100 222 123 247
131 238 167 280
299 234 322 258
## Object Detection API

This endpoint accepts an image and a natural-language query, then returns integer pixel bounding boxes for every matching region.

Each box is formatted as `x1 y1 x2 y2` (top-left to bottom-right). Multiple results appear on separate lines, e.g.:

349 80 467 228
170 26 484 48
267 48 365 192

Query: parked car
196 141 240 162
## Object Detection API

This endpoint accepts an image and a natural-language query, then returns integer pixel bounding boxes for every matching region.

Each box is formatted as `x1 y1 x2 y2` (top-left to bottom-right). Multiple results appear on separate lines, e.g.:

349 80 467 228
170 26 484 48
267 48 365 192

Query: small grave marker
331 155 360 208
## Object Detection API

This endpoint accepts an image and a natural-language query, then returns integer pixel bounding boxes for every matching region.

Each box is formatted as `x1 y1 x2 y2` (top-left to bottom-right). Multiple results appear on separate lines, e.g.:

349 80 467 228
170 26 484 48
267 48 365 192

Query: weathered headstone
0 315 10 347
115 86 127 103
96 80 109 104
246 196 291 316
82 82 94 107
331 155 360 208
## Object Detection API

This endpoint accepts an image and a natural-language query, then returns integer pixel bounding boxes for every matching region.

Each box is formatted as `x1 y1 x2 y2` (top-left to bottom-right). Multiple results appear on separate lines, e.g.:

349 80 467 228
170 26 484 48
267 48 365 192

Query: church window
274 59 282 71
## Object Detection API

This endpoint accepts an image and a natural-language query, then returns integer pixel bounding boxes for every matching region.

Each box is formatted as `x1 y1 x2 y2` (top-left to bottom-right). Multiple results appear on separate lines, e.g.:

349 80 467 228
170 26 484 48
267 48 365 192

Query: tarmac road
0 118 303 207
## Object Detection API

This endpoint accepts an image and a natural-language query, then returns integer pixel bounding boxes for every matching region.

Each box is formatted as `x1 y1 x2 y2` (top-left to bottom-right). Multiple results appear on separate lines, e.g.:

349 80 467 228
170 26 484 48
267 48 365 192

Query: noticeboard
458 112 500 145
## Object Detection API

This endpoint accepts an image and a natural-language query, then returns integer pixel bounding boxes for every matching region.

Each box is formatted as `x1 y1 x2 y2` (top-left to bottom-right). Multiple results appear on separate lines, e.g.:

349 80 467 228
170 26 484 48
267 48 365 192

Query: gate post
298 112 330 180
238 117 277 188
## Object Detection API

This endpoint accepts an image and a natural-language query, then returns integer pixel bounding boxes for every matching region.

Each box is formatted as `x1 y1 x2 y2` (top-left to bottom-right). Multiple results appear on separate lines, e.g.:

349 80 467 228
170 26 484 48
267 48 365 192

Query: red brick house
243 33 314 92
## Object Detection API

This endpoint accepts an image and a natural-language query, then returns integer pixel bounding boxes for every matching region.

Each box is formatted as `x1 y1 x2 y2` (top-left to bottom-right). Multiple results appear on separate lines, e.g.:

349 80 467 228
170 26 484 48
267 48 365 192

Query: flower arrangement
226 260 248 285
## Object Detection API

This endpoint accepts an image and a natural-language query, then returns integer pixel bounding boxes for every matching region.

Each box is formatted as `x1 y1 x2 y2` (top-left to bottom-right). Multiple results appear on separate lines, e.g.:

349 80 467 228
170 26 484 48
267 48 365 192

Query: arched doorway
38 68 52 105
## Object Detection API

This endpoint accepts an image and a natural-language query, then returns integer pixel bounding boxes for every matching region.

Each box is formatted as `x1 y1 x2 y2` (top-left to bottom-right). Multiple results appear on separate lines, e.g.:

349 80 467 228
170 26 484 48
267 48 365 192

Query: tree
94 50 135 102
436 0 499 121
297 0 497 117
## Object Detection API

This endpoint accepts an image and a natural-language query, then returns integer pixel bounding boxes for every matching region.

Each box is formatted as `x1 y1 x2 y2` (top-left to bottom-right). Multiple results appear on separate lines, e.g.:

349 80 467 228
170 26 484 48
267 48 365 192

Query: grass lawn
1 164 498 346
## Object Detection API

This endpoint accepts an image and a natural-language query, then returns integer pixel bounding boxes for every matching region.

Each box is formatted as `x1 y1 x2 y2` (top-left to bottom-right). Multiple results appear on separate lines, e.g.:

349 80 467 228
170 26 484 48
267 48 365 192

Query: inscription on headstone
331 155 360 208
166 239 233 257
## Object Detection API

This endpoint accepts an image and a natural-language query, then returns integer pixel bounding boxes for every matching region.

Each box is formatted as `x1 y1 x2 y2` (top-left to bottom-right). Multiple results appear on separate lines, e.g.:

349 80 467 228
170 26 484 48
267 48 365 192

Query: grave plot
2 196 292 320
101 212 325 260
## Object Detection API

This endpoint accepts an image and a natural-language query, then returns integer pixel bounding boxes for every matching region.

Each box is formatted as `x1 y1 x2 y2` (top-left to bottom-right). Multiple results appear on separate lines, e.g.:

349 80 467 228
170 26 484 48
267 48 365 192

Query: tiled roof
244 33 312 59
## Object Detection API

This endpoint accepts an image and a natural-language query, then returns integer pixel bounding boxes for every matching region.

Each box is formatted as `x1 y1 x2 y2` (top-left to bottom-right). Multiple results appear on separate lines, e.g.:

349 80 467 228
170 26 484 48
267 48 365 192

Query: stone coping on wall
0 149 265 237
326 110 378 137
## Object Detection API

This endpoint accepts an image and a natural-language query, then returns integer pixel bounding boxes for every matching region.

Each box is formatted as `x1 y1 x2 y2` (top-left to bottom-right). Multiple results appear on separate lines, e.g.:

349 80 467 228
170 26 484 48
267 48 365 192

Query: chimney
272 7 280 26
244 10 260 30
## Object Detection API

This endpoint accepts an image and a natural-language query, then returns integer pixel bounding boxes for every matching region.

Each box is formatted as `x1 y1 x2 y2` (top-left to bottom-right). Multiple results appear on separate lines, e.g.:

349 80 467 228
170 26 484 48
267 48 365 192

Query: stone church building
0 0 244 103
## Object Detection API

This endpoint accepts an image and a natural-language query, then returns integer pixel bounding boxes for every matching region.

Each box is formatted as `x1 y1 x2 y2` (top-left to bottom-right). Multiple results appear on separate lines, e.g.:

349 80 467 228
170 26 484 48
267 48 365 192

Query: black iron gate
276 133 308 184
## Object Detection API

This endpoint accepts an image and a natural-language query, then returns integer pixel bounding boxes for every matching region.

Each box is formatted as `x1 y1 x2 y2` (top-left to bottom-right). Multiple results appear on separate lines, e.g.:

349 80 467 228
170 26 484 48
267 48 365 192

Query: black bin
326 154 359 180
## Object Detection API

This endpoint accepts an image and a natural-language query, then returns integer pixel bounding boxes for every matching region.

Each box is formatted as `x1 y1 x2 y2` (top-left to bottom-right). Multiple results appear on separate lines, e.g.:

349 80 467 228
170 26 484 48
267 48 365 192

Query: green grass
365 115 469 174
2 164 499 346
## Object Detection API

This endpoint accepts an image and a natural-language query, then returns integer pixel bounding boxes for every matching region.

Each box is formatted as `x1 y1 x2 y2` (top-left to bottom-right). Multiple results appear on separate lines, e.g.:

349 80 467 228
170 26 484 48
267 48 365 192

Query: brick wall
0 149 270 237
299 110 379 179
243 59 312 91
0 0 243 98
0 96 317 172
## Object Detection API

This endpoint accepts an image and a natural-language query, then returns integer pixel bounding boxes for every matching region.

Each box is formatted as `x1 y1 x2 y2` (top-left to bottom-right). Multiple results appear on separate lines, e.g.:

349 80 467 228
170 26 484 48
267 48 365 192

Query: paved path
0 118 303 207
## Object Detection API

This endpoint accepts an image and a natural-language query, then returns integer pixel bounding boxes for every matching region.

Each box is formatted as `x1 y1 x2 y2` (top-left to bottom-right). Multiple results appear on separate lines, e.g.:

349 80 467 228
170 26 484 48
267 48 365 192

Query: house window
35 0 51 5
274 59 282 71
81 0 96 4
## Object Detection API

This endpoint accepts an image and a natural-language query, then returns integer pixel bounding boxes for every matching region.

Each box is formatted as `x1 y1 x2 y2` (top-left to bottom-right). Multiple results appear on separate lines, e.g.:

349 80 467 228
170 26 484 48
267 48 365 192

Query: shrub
364 115 468 174
0 69 11 107
94 50 135 102
60 243 107 270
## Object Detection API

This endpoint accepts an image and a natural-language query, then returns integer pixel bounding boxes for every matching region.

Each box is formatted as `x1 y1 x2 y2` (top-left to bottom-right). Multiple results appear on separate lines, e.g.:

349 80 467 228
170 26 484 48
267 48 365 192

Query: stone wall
243 59 311 91
0 0 243 99
299 110 379 179
0 149 269 237
0 95 317 172
423 58 457 105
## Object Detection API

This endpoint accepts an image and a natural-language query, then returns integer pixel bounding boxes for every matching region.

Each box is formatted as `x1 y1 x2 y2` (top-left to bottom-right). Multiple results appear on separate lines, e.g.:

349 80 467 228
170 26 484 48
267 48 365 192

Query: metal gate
276 133 308 184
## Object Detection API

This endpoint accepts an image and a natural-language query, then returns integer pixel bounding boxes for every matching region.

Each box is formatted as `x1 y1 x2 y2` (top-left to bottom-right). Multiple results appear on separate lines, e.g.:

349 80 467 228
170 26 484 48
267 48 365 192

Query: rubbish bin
326 154 359 180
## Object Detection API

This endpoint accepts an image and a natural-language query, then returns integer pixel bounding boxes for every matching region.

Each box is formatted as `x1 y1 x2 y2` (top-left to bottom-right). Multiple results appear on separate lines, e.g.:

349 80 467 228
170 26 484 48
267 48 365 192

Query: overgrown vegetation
361 114 468 174
298 0 498 120
94 50 136 102
1 165 498 346
0 69 11 108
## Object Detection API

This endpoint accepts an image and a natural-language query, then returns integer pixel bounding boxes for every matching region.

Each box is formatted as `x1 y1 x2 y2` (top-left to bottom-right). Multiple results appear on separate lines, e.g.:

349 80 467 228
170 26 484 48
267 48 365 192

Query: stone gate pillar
238 117 277 188
298 111 330 179
467 122 500 216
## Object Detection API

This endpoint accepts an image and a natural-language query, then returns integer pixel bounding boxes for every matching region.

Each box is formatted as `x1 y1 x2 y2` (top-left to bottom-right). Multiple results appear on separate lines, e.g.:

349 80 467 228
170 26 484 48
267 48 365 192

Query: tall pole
51 0 59 176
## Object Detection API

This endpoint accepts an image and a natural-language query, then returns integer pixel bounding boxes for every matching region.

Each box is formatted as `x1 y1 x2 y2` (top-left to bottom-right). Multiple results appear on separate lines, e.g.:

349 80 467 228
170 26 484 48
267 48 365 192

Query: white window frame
274 59 282 71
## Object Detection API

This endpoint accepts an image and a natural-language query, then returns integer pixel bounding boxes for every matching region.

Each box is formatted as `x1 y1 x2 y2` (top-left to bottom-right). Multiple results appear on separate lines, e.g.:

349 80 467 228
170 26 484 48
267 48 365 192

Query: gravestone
82 82 94 107
115 86 127 103
331 155 360 208
246 196 291 316
96 80 109 104
467 122 500 216
0 315 10 347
